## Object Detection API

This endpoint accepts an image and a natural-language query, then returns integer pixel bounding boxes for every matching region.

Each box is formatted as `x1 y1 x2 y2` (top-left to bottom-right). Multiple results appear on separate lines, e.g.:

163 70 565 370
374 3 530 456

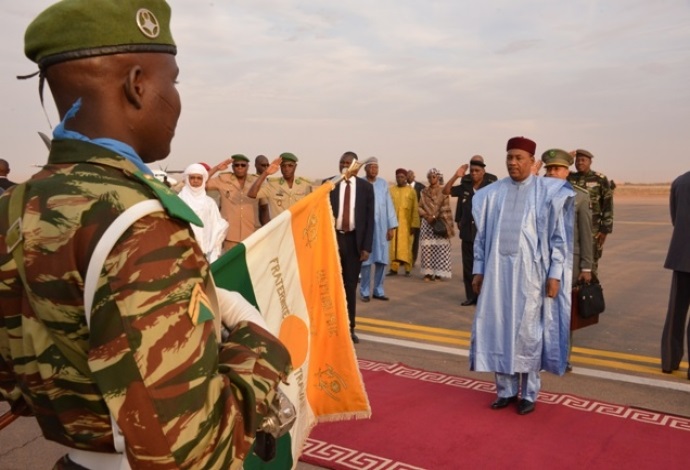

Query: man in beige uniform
247 152 313 217
207 154 269 250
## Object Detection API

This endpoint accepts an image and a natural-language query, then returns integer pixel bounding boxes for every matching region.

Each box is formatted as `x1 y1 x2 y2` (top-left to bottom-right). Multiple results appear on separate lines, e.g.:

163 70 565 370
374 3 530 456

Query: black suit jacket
411 181 425 201
452 173 497 241
0 178 16 190
328 177 375 254
665 171 690 272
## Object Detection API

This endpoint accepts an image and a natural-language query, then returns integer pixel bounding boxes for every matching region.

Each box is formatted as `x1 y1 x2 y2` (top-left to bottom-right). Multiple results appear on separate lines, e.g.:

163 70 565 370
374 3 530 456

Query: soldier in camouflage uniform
0 1 291 469
567 149 614 278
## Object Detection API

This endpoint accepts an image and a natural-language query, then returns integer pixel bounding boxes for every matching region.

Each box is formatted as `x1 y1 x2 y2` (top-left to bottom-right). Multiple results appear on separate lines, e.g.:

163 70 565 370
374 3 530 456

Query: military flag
211 182 371 469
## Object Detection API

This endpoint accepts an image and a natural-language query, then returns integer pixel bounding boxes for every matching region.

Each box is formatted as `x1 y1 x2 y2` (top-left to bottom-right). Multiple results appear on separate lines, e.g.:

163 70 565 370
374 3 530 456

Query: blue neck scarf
53 99 153 175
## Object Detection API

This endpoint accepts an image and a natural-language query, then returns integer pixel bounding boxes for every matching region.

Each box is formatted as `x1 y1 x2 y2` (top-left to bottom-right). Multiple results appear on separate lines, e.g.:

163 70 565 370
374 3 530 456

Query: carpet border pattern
355 359 690 431
301 359 690 469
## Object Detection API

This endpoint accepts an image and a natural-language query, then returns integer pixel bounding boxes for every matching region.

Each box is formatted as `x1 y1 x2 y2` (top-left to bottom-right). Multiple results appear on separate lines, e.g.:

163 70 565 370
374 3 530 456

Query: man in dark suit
329 152 375 343
0 159 17 190
406 170 425 267
661 171 690 378
443 156 497 306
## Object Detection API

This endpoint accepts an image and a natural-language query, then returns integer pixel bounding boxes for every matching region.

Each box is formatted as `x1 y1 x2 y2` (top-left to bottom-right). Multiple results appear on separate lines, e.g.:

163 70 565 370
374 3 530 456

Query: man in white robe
470 136 574 415
178 163 229 263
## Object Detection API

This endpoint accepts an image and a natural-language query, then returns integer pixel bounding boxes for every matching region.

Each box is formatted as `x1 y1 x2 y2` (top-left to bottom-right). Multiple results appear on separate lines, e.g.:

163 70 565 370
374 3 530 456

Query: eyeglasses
233 163 247 167
258 163 270 167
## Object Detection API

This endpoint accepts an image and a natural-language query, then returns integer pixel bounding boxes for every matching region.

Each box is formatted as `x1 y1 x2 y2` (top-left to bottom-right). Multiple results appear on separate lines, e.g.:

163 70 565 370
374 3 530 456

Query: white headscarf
178 163 209 212
178 163 228 262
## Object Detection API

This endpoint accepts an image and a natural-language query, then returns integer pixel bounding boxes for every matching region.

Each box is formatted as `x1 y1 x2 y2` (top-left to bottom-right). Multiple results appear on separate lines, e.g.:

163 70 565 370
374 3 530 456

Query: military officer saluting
0 1 291 469
247 152 313 217
567 149 614 278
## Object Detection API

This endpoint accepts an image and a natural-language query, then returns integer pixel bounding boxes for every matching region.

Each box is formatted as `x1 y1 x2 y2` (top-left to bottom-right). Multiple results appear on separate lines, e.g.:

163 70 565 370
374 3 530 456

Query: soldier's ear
123 65 144 110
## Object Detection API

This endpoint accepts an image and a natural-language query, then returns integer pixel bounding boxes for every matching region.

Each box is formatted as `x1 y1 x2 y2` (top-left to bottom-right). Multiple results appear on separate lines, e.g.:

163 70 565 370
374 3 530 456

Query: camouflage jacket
567 170 614 234
0 139 291 469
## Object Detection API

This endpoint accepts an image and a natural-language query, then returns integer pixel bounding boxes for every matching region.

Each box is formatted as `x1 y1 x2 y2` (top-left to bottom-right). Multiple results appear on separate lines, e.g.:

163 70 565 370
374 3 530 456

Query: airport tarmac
2 196 689 469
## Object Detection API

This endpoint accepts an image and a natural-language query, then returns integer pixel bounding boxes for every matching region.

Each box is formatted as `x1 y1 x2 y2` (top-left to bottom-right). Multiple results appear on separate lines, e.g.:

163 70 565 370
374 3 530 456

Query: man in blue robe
470 136 574 415
360 158 398 301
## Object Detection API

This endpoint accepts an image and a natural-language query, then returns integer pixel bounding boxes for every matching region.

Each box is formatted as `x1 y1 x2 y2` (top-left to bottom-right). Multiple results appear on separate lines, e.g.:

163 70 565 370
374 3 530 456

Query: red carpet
300 360 689 469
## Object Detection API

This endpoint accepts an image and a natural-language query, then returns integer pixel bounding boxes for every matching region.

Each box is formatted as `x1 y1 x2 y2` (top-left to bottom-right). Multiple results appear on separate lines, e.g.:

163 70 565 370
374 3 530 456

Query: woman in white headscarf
178 163 229 263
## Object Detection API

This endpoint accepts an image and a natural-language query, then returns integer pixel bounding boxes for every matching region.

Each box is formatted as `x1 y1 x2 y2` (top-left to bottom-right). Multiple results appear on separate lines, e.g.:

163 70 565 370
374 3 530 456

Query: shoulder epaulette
132 171 203 227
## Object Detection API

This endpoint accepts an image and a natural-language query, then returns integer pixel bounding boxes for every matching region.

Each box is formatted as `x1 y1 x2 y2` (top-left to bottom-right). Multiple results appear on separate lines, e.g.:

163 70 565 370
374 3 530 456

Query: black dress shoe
360 295 370 302
461 299 476 306
517 399 536 415
386 270 398 276
490 396 517 409
351 332 360 343
373 295 390 301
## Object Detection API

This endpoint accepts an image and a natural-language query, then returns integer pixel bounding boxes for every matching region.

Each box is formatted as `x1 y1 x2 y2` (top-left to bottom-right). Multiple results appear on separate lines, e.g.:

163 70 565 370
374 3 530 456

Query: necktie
342 180 351 231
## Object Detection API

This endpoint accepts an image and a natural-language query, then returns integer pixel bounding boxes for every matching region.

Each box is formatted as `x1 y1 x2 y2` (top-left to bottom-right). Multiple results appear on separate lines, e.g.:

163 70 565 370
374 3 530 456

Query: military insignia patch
188 283 214 325
136 9 160 39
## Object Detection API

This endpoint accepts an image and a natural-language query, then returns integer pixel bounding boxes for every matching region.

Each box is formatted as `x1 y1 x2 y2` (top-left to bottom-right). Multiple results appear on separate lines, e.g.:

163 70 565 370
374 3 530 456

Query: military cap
280 152 298 162
575 149 594 159
506 136 537 155
25 0 176 71
231 154 249 162
469 155 486 168
541 148 574 168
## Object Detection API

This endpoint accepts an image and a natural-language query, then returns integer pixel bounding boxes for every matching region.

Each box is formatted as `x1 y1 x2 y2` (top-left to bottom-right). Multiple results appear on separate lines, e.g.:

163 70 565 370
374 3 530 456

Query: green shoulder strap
131 171 203 227
7 184 92 379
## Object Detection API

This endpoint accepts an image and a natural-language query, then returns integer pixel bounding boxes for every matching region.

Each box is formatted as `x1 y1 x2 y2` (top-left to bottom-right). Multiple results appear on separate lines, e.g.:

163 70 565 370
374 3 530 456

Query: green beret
280 152 298 162
25 0 176 70
231 154 249 162
575 149 594 159
541 148 574 168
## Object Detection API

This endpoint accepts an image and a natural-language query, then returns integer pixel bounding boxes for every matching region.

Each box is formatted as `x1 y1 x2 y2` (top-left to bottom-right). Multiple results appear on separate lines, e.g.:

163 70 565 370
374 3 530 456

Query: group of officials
2 1 690 469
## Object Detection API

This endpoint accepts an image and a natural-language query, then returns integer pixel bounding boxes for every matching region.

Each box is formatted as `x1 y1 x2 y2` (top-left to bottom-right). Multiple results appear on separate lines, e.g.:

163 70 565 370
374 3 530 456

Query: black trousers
661 270 690 372
461 240 476 302
337 231 361 331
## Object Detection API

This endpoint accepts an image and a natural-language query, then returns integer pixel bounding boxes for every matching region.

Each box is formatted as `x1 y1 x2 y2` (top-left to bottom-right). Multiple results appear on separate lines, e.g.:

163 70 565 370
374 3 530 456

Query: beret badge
136 9 160 39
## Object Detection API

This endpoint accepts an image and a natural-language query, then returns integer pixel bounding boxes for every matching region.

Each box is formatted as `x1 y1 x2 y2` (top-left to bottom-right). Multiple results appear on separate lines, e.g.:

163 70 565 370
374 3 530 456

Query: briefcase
571 288 599 331
577 281 605 318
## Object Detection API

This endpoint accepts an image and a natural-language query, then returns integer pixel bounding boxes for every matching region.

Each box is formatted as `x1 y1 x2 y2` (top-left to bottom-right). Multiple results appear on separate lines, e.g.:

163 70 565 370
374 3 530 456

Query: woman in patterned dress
418 168 455 281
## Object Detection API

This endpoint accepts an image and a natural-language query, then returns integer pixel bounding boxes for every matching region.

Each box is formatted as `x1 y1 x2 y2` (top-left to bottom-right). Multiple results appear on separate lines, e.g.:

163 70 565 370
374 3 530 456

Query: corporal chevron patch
188 283 214 325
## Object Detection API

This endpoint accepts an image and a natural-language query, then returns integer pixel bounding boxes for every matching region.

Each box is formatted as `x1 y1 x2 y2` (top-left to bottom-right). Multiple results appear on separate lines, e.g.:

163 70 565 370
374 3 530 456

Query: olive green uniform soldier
567 149 614 278
0 1 291 469
247 152 313 217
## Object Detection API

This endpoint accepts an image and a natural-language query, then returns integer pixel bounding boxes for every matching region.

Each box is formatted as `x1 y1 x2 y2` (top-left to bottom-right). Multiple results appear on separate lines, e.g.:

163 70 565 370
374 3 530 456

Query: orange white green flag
211 182 371 469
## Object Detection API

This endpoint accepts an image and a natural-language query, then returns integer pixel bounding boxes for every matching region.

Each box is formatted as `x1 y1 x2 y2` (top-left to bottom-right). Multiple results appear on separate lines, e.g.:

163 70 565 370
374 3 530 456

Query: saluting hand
266 157 282 175
455 164 469 178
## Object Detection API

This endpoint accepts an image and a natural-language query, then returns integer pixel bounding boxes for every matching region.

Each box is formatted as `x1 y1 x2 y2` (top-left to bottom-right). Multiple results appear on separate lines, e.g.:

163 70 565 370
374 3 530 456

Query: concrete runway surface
2 196 689 469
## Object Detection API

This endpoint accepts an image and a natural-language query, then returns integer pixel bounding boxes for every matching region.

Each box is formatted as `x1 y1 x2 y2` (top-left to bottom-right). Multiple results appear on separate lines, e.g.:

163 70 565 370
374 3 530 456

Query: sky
2 0 689 184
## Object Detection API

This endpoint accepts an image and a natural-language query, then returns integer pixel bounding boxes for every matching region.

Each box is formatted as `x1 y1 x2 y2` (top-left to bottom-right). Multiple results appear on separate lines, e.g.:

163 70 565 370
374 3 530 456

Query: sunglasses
233 163 247 167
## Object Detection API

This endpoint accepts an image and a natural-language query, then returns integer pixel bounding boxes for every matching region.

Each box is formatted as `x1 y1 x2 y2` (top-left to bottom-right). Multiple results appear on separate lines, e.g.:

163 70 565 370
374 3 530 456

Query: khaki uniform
207 173 267 248
0 140 291 469
257 176 313 217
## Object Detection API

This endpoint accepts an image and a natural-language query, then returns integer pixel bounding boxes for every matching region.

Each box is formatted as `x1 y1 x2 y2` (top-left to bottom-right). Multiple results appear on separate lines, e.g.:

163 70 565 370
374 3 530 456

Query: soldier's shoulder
574 185 589 195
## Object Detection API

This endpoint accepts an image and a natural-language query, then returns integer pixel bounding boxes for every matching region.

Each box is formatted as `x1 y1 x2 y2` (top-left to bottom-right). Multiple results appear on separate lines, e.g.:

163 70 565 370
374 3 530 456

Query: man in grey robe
470 136 575 415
